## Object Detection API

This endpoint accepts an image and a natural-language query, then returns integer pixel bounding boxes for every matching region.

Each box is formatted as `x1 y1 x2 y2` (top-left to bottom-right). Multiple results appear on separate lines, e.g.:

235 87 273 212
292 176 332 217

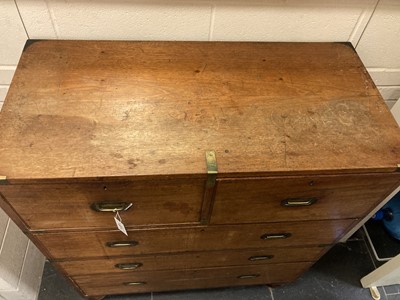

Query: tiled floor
38 232 400 300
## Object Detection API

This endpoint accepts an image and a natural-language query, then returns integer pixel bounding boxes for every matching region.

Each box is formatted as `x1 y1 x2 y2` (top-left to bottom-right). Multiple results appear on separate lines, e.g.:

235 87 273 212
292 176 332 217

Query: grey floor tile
38 262 84 300
38 262 151 300
387 294 400 300
105 293 152 299
385 285 400 295
380 287 389 300
153 285 272 300
356 286 388 300
271 241 375 300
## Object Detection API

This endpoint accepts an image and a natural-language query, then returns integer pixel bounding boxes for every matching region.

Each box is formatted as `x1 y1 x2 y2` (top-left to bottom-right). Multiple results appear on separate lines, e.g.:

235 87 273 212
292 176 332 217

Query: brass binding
205 150 218 188
0 176 7 185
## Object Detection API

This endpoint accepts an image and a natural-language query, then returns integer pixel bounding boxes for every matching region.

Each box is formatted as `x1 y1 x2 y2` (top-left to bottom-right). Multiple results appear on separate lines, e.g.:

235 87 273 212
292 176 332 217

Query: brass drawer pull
106 241 138 248
238 274 260 279
91 202 133 212
281 197 317 207
115 262 143 270
260 233 291 240
123 282 146 286
248 255 274 261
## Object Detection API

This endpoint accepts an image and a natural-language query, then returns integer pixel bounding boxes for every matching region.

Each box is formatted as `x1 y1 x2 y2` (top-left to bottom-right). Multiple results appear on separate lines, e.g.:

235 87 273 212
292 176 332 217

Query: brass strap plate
206 150 218 188
0 176 7 185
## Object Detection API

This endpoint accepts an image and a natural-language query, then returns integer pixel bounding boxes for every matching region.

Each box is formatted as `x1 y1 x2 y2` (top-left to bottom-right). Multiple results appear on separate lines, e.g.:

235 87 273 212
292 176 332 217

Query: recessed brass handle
248 255 274 261
281 197 317 207
106 241 138 248
115 262 143 270
123 282 146 286
91 202 133 212
237 274 260 279
260 233 291 240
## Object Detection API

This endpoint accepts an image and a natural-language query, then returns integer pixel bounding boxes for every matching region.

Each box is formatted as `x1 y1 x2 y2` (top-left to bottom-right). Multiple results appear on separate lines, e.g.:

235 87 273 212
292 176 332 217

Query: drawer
55 246 327 276
73 262 313 296
0 178 205 230
211 174 400 224
35 219 355 259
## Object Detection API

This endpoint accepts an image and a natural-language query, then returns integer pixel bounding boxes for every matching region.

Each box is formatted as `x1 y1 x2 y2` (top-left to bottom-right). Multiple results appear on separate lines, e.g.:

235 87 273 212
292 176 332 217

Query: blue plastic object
372 192 400 240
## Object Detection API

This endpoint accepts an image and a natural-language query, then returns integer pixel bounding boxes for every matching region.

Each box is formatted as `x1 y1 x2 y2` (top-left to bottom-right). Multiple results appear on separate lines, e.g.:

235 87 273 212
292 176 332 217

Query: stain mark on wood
1 41 399 179
110 153 123 159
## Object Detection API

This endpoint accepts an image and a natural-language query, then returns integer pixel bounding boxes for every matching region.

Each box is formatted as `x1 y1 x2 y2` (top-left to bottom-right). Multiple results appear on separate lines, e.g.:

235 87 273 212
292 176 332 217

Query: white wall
0 208 45 300
357 0 400 108
1 0 399 109
0 0 27 108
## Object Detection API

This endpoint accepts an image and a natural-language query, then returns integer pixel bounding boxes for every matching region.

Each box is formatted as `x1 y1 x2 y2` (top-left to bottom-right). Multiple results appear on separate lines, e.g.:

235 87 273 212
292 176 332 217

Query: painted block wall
1 0 400 109
0 207 45 300
0 0 27 108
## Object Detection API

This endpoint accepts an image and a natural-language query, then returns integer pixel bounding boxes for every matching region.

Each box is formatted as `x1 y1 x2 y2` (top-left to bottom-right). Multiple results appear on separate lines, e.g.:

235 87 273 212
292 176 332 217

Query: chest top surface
0 40 399 181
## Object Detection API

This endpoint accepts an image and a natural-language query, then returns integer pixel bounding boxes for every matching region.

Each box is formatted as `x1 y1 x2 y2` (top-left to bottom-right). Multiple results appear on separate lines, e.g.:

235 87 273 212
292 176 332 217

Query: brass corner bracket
0 176 7 185
205 150 217 188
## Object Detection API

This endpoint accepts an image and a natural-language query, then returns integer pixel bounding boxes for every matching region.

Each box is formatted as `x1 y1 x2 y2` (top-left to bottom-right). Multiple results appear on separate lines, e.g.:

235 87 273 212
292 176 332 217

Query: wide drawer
74 262 312 296
0 178 205 230
211 174 400 224
35 220 355 259
55 246 327 276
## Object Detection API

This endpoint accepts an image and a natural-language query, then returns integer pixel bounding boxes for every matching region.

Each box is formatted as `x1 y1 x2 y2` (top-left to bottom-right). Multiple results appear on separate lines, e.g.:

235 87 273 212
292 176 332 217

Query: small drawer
0 178 205 230
73 262 313 296
35 219 355 259
55 246 327 276
211 173 400 224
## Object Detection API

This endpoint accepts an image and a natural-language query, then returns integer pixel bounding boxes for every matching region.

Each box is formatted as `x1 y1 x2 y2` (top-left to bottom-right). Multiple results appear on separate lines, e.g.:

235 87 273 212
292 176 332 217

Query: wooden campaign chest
0 40 399 299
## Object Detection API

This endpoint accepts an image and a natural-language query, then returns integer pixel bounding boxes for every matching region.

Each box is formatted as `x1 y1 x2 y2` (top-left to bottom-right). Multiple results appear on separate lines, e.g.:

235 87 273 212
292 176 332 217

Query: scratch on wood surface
95 234 108 257
32 99 40 114
288 73 294 85
99 97 103 110
335 45 343 62
283 138 287 168
185 231 196 250
59 167 78 177
94 97 104 117
213 109 220 131
122 108 132 121
282 113 288 168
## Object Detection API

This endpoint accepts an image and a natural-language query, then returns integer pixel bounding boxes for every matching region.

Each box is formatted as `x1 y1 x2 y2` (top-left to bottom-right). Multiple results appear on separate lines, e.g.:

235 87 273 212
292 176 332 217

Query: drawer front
35 219 355 259
211 174 400 224
55 246 326 276
74 262 312 296
0 178 205 230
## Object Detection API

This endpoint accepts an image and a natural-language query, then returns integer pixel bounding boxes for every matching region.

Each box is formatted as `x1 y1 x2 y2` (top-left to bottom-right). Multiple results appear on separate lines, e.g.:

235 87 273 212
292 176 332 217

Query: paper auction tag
114 211 128 236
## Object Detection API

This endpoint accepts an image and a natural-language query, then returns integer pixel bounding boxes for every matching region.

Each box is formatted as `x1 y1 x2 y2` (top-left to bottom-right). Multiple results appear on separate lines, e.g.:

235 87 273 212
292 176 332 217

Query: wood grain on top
1 40 399 180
